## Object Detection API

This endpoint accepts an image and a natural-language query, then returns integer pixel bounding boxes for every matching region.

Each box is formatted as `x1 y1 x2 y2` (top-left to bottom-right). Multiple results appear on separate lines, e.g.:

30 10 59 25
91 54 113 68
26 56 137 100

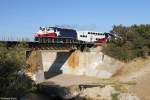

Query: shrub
103 24 150 61
0 43 35 97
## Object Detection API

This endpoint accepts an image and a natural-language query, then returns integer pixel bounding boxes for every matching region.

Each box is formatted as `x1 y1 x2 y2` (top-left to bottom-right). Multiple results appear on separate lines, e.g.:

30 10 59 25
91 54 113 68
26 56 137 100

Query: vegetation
112 93 119 100
103 24 150 61
0 43 36 97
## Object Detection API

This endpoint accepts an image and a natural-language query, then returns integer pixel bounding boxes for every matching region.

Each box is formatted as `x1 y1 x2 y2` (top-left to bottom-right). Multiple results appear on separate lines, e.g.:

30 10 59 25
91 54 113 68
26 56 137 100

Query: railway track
0 40 101 51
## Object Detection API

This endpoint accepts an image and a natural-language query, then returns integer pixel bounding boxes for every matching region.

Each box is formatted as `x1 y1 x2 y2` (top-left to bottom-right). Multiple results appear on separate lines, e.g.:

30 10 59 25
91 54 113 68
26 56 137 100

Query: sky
0 0 150 39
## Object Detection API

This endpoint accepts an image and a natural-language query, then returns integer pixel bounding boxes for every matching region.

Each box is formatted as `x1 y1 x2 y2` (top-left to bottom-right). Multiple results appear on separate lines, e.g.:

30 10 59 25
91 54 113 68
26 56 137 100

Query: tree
103 24 150 61
0 43 35 97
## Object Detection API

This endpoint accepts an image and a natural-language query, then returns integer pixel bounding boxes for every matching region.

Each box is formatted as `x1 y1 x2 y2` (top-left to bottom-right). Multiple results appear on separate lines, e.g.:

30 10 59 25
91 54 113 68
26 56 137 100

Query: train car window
54 28 56 32
42 28 45 31
80 35 87 38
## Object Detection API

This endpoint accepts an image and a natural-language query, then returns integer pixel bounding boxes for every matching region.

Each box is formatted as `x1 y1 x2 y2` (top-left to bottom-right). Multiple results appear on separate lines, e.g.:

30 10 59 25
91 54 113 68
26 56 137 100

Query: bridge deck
0 41 102 50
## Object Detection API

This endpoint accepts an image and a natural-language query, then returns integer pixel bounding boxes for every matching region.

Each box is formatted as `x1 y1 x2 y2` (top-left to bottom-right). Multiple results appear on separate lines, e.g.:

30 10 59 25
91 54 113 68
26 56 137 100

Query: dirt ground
114 57 150 100
44 57 150 100
45 74 100 86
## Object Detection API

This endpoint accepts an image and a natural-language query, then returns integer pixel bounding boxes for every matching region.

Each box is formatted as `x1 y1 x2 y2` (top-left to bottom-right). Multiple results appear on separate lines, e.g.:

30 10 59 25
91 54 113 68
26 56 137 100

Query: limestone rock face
79 85 140 100
79 85 116 100
118 93 140 100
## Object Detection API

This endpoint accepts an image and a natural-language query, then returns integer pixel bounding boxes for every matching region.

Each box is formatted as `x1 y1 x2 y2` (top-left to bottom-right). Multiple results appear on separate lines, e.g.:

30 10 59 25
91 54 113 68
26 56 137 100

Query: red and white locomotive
34 26 109 43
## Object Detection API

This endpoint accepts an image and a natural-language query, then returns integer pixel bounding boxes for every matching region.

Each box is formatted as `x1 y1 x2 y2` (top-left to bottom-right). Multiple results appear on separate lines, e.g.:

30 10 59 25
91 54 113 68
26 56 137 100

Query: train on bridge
0 26 115 51
34 27 111 44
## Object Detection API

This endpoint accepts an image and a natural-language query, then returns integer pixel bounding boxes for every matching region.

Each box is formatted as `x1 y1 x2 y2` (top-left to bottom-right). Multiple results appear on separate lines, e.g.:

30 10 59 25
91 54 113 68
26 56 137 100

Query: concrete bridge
26 47 123 83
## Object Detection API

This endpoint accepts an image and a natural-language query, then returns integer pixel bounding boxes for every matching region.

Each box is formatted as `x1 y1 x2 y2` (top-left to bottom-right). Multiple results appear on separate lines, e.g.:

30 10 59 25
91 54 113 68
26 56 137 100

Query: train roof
49 27 76 31
77 30 104 33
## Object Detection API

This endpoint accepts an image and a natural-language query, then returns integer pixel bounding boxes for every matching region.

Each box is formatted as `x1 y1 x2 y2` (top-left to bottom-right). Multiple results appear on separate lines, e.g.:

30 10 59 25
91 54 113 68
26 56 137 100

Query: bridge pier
26 46 123 83
26 50 72 83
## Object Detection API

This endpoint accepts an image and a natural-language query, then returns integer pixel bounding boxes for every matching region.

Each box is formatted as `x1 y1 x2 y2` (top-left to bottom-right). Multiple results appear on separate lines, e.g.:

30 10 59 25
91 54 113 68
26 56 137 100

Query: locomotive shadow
44 51 73 79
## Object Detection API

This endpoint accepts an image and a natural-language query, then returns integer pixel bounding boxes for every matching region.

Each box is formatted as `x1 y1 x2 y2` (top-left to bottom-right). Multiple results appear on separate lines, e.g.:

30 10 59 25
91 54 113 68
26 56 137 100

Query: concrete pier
26 48 123 83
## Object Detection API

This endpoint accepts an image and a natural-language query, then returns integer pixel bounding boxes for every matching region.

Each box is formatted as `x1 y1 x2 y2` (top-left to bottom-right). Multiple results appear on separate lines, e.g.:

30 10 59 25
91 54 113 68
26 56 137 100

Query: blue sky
0 0 150 39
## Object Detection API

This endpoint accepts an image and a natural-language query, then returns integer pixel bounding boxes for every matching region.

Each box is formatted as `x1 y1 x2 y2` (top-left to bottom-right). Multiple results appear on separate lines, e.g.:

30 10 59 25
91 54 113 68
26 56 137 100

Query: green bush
103 24 150 61
0 43 35 97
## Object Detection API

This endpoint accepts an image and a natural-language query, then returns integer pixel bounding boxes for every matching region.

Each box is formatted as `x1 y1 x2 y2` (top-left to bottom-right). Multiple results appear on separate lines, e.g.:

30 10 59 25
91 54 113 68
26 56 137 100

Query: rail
0 40 102 51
